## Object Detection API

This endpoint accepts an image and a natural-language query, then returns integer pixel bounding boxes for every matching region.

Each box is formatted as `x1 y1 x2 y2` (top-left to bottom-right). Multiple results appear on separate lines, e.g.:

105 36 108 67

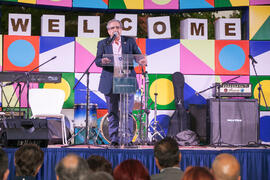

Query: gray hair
106 19 123 29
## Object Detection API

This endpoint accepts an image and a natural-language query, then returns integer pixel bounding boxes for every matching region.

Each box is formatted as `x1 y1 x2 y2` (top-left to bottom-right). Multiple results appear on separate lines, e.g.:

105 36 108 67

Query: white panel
41 15 65 37
148 16 171 39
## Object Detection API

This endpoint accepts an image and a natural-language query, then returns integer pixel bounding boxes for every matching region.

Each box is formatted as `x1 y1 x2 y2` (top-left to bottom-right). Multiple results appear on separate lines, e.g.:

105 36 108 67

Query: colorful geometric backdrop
1 1 270 142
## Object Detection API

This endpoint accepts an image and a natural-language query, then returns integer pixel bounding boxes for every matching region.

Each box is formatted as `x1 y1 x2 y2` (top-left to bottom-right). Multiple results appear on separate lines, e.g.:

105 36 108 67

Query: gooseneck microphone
108 32 118 45
249 55 258 64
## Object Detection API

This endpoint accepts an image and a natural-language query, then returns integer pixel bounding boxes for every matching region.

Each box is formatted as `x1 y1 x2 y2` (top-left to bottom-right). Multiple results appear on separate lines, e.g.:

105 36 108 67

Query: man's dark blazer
95 36 141 95
151 167 184 180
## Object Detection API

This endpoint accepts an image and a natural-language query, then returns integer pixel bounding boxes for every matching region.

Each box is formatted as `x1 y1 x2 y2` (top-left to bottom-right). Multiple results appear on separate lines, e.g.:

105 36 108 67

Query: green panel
250 76 270 111
252 17 270 41
147 74 175 110
109 0 126 9
215 0 232 7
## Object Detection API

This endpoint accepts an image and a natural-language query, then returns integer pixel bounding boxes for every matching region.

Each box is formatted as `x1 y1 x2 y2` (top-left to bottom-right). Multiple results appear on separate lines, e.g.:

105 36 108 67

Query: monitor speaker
188 104 209 144
208 99 258 146
0 118 49 147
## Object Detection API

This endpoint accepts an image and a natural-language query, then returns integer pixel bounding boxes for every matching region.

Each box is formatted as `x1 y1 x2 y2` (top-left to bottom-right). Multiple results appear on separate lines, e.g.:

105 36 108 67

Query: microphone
50 56 57 60
108 32 118 45
249 55 257 64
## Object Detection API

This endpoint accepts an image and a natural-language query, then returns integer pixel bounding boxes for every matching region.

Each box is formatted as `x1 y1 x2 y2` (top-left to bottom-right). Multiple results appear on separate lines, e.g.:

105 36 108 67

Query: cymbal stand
149 92 165 142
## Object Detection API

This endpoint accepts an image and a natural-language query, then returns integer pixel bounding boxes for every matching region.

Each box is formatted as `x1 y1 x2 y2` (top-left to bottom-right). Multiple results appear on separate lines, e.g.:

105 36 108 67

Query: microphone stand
196 75 241 147
71 59 96 145
250 57 268 146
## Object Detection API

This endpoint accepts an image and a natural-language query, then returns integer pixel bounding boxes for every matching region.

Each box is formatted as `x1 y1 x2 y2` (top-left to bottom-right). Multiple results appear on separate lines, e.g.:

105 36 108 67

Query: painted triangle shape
252 16 270 40
180 44 214 74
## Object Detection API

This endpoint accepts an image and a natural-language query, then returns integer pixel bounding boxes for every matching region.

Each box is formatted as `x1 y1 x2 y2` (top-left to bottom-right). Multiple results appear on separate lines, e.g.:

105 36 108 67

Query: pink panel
144 0 179 9
37 0 72 7
180 44 214 75
75 42 102 73
250 0 270 5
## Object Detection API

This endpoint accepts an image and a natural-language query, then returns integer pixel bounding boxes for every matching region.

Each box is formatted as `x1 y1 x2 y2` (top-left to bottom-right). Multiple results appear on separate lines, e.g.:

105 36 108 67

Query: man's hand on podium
138 58 147 66
102 57 111 65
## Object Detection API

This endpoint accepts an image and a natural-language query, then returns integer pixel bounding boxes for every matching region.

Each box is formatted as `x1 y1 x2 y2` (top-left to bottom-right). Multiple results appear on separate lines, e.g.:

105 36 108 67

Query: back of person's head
55 153 90 180
87 155 112 175
90 171 113 180
14 144 44 177
182 166 215 180
212 153 240 180
0 149 9 180
154 137 180 168
113 159 150 180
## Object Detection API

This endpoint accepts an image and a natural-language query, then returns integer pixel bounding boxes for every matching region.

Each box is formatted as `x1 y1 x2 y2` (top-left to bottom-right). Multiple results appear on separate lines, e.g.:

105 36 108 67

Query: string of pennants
1 0 270 9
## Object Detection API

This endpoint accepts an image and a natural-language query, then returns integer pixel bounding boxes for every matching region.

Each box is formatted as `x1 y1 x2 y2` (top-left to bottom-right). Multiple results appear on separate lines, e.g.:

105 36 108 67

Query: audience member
90 171 113 180
113 159 150 180
86 155 112 175
0 149 9 180
212 153 241 180
14 144 44 180
151 137 184 180
181 166 215 180
55 153 91 180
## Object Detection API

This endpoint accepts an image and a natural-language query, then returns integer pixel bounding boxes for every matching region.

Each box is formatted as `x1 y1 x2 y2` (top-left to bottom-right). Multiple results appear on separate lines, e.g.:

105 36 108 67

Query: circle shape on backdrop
253 80 270 107
149 114 170 140
218 44 246 71
149 78 174 106
152 0 172 5
44 78 70 101
8 40 35 67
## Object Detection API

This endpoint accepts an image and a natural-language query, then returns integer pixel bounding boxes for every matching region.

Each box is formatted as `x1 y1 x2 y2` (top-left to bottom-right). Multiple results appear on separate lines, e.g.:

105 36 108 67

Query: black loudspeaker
188 104 209 144
0 119 49 147
208 99 258 146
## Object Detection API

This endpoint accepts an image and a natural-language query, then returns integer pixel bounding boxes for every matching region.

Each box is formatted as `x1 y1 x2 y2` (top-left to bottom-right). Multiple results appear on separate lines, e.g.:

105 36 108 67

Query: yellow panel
230 0 249 6
124 0 144 9
18 0 36 4
250 6 270 39
76 37 104 55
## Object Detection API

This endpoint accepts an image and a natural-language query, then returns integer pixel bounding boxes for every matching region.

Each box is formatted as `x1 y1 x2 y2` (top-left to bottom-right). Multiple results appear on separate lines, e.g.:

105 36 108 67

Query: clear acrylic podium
103 54 146 145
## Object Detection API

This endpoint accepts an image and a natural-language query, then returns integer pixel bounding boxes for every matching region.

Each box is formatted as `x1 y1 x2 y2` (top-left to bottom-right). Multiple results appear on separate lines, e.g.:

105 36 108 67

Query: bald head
55 154 90 180
212 153 240 180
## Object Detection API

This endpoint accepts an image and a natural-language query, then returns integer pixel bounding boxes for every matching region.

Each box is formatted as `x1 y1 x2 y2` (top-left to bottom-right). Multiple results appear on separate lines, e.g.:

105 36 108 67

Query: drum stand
148 92 165 142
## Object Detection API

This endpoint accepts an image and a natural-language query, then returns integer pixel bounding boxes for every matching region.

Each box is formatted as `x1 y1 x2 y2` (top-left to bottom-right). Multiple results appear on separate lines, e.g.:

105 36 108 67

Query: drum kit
68 73 166 146
69 54 165 146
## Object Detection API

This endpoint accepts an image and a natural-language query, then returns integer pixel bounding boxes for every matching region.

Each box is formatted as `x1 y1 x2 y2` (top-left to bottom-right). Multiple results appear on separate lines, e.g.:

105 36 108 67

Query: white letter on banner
115 14 137 37
41 15 65 37
215 18 241 40
8 13 31 36
180 18 208 40
148 16 171 39
78 16 100 38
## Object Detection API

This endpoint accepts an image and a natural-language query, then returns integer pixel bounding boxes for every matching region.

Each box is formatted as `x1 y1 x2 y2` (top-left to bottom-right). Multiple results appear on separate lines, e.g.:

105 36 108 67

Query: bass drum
99 113 138 144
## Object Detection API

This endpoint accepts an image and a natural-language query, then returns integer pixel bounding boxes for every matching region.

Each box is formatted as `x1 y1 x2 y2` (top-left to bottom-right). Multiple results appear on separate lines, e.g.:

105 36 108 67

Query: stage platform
4 145 270 180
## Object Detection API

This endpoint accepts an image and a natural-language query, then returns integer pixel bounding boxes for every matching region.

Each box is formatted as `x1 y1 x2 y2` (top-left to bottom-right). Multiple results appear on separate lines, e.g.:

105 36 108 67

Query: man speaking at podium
95 19 147 147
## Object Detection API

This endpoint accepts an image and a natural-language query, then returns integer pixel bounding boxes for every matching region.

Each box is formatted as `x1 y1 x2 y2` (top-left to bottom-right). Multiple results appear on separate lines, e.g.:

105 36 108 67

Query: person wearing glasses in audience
95 19 147 147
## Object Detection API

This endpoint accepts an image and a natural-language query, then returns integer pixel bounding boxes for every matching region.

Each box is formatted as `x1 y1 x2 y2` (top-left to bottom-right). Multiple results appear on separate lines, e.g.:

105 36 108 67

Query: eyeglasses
108 26 121 30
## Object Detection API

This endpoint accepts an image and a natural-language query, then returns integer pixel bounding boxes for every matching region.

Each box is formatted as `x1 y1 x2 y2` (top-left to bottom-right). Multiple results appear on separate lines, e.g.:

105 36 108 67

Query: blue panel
40 37 74 54
146 39 179 56
180 0 213 9
250 41 270 57
73 0 108 9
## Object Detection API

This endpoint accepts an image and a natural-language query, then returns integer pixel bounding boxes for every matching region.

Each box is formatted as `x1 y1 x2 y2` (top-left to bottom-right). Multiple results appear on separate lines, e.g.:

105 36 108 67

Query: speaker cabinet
208 99 258 146
188 104 209 144
0 119 49 147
